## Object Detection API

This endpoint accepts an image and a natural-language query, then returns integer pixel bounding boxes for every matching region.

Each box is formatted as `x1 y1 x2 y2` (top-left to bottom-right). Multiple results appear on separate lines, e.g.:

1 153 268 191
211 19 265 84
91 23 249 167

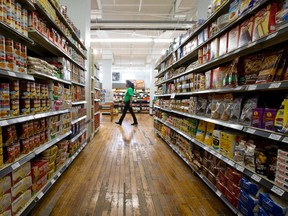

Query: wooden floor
31 114 233 216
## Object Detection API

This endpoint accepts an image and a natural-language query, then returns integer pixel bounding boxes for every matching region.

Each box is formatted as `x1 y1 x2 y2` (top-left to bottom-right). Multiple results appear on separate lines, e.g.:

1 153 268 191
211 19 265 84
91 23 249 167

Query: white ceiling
90 0 199 70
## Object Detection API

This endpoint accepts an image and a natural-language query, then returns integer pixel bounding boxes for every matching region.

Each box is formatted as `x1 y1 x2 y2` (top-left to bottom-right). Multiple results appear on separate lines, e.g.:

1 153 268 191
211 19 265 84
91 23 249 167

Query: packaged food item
31 159 48 183
240 178 260 196
240 95 259 125
210 38 219 60
20 99 30 115
252 108 264 128
217 13 229 30
13 140 20 159
31 174 47 195
20 81 30 99
258 193 288 216
11 175 31 201
0 175 11 196
0 0 6 23
239 190 258 209
263 108 277 131
2 125 17 145
228 26 239 53
195 120 207 142
274 99 288 133
219 33 228 56
20 138 29 154
6 0 15 28
239 17 254 47
275 0 288 30
11 189 31 215
10 80 19 99
5 38 14 70
205 70 212 89
11 161 31 185
203 122 215 146
256 50 284 84
252 3 278 41
220 131 243 159
0 34 6 69
213 129 222 151
229 0 239 22
29 135 34 151
255 148 269 175
0 193 11 214
220 93 233 121
267 151 277 181
212 67 227 89
211 95 224 119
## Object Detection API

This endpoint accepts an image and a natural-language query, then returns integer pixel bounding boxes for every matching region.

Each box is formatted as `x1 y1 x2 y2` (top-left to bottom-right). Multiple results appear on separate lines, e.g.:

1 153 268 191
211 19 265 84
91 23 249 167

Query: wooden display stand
100 102 114 122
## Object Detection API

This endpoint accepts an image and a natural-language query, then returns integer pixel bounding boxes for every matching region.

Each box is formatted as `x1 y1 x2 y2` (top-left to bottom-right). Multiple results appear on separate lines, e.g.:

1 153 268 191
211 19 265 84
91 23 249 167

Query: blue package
239 190 258 209
259 193 287 216
240 178 260 196
258 207 269 216
238 200 256 216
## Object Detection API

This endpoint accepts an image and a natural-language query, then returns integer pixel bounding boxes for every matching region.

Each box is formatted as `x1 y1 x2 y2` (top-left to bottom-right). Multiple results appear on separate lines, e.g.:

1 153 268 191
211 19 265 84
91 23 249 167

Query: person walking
115 80 138 126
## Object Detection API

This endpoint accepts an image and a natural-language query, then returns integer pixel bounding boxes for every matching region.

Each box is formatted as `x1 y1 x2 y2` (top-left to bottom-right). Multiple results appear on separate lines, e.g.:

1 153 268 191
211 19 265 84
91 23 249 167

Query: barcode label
37 192 44 199
269 82 281 89
282 137 288 143
248 85 257 91
251 174 261 182
171 93 176 99
236 164 245 172
246 128 256 134
51 179 56 185
8 72 15 77
271 185 285 196
269 134 281 141
57 172 61 177
216 190 222 197
12 162 20 170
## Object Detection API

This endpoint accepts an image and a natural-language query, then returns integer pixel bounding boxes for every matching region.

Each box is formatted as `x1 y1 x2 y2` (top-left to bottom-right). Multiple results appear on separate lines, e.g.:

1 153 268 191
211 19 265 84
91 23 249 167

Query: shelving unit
0 1 93 215
154 0 288 214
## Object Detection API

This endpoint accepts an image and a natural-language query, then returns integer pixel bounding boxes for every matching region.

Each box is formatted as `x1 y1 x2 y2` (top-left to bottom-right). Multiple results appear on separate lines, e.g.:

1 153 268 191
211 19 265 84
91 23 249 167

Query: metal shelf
47 0 87 51
28 30 86 71
0 109 70 126
71 115 87 125
33 2 86 58
155 118 288 201
0 21 34 46
71 81 86 87
70 128 87 143
17 0 36 11
29 71 72 85
71 101 87 106
154 0 232 70
154 106 243 131
155 49 198 78
0 69 34 81
17 139 88 216
0 131 72 179
155 129 239 214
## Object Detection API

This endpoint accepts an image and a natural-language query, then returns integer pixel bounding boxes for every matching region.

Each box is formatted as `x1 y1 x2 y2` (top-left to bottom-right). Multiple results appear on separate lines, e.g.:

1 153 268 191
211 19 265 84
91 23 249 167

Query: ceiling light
93 49 98 55
91 38 152 43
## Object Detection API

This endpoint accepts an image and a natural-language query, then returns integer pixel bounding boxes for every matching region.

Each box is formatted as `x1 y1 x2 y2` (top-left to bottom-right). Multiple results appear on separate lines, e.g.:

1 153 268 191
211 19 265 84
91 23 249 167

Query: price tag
269 82 281 89
37 192 44 199
57 172 61 177
204 146 209 151
269 134 282 141
282 137 288 143
246 128 256 134
170 93 176 99
12 162 20 170
227 160 235 167
267 32 278 40
8 71 15 77
51 179 56 185
251 174 262 182
0 120 8 126
236 164 245 172
199 174 204 179
248 85 257 91
215 153 222 158
216 190 222 197
271 185 285 196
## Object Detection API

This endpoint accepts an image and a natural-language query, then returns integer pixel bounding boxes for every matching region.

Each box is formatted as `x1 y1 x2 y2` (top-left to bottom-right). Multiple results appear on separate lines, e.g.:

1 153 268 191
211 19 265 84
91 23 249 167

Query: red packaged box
239 17 254 47
226 179 241 197
31 174 47 195
252 3 278 41
31 160 48 183
215 179 226 194
225 167 242 185
225 189 239 208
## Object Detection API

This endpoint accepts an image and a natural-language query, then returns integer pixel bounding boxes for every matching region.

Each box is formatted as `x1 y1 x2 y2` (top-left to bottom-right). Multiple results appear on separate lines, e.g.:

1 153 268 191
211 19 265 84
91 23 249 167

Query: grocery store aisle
31 114 232 216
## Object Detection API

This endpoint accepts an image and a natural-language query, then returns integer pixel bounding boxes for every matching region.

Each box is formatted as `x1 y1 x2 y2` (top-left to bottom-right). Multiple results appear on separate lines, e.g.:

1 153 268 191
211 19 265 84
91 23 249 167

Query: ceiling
90 0 200 71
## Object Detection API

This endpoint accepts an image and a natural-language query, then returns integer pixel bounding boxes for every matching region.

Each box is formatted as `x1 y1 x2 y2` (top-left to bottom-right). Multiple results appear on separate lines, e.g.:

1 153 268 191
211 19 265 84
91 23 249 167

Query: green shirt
124 87 134 102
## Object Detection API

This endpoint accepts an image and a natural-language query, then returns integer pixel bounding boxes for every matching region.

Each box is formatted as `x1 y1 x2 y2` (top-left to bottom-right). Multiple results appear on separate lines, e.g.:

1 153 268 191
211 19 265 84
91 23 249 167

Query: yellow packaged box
12 162 31 185
11 189 31 215
203 123 215 146
0 175 11 196
196 121 207 142
42 145 58 157
11 176 32 201
220 131 243 159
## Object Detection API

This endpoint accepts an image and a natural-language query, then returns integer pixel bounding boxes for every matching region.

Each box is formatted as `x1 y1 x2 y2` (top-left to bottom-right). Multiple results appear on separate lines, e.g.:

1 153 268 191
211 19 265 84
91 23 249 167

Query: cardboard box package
220 131 243 159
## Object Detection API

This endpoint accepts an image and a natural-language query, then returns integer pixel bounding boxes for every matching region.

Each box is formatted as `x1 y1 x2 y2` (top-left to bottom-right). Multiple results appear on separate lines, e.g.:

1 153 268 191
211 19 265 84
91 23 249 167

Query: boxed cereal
252 3 278 41
228 26 239 53
219 33 228 56
11 189 31 215
11 162 31 185
0 175 11 196
11 176 32 201
220 131 243 159
31 159 48 183
210 38 219 60
0 193 11 214
239 17 254 47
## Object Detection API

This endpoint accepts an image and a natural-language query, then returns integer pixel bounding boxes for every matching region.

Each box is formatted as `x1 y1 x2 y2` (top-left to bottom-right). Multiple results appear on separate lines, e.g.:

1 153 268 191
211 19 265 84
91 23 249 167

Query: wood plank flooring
31 114 233 216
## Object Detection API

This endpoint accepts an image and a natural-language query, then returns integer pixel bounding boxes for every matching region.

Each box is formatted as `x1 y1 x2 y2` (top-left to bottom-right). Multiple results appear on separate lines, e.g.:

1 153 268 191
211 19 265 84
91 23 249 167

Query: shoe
115 122 122 125
131 122 138 125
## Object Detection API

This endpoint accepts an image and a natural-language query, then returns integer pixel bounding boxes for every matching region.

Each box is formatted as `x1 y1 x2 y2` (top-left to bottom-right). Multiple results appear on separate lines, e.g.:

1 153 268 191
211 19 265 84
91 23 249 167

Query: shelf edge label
12 162 20 170
271 185 285 196
251 174 261 182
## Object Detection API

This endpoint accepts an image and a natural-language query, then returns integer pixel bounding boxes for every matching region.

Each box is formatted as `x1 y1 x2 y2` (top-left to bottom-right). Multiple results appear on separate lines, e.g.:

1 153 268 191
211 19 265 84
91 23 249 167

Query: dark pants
119 101 138 124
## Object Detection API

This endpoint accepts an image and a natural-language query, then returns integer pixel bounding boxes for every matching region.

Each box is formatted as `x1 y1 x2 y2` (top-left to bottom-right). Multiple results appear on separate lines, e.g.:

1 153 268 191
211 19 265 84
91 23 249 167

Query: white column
102 59 113 102
149 60 155 115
